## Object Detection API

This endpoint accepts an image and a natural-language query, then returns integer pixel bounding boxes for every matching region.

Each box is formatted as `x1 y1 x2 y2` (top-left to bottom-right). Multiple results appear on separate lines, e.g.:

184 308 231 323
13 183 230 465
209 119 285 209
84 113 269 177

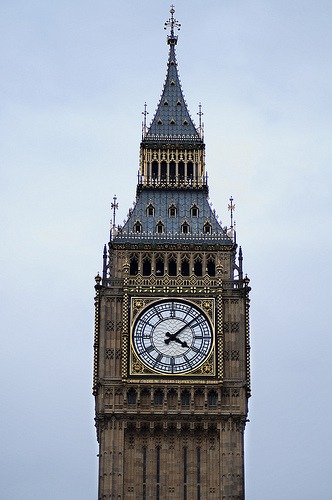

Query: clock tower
93 7 251 500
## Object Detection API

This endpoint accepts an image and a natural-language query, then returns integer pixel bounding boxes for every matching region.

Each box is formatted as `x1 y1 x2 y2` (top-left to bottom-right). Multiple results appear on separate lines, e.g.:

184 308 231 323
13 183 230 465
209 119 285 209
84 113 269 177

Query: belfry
93 6 251 499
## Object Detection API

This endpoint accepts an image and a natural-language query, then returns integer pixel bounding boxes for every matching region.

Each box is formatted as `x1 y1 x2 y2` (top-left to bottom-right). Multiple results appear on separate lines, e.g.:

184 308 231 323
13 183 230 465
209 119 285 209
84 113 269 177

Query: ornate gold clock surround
126 295 220 379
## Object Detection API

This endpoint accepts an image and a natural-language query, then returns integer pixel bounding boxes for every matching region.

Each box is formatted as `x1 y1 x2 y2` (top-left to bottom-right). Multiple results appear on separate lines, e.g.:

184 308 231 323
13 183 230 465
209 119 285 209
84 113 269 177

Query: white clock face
132 300 213 374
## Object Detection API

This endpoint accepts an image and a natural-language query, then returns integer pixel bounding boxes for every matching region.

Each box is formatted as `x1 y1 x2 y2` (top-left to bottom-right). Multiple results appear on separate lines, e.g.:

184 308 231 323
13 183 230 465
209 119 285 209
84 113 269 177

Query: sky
1 1 332 499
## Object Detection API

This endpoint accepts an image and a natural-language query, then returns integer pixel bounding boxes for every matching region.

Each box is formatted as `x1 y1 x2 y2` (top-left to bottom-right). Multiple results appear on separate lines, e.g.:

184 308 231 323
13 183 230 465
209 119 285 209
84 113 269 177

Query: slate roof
113 189 233 246
145 41 201 142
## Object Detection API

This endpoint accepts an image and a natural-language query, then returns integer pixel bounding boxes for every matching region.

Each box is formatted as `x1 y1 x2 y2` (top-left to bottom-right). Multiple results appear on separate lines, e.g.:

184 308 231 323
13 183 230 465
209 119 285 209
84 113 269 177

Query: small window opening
134 221 142 233
191 204 199 217
177 99 182 106
156 221 164 234
204 222 212 234
181 222 190 234
146 203 155 216
157 118 163 125
168 204 177 217
170 118 175 125
183 119 189 125
163 100 169 106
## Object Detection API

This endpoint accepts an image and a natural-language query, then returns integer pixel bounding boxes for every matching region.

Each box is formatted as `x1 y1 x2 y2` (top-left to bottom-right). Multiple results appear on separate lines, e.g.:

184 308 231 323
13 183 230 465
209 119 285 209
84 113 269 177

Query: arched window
167 389 177 408
156 221 164 234
161 161 167 179
207 256 215 276
154 389 164 405
181 390 190 406
140 389 150 407
204 221 212 234
133 221 142 233
152 161 158 177
127 389 137 405
168 204 177 217
190 204 199 217
142 255 151 276
194 389 204 408
178 161 185 179
156 255 164 276
187 161 193 178
181 221 190 234
208 390 218 407
181 256 190 276
194 257 203 276
129 254 139 275
168 254 177 276
169 161 176 179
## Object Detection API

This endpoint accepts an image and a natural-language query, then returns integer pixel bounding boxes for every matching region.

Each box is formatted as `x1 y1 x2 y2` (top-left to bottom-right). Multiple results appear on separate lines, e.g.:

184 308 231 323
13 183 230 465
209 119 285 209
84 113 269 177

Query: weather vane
164 5 181 39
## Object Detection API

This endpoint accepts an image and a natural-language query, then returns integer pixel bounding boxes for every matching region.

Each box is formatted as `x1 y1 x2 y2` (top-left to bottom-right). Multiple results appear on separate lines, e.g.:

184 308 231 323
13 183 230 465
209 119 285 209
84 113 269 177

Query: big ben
93 6 251 500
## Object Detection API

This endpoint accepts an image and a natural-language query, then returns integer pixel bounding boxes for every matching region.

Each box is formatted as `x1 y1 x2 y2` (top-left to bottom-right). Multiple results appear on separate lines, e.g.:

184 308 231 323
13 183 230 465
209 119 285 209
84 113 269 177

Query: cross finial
228 196 235 227
197 102 204 139
227 196 236 242
110 195 119 240
142 102 149 138
164 5 181 44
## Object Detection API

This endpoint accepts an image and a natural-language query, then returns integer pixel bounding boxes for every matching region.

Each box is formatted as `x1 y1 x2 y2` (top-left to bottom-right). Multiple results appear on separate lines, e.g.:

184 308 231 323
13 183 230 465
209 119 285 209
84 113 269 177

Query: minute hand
165 316 198 344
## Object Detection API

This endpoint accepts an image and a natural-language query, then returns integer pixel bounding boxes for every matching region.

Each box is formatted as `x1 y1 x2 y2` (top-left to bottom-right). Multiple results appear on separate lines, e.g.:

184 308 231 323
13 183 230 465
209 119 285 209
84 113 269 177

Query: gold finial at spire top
164 5 181 44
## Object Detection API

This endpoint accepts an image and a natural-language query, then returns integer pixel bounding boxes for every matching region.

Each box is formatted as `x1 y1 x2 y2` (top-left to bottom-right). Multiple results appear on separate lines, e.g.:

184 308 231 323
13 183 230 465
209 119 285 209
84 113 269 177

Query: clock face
132 299 213 374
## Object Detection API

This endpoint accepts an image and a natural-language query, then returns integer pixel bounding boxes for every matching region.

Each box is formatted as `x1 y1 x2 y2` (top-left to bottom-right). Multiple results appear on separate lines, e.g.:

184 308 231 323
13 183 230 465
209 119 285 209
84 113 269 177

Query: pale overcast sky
1 1 332 499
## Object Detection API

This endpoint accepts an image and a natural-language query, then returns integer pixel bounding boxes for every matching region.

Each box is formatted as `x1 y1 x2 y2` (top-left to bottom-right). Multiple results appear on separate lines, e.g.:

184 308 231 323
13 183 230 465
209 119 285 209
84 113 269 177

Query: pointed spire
145 6 200 142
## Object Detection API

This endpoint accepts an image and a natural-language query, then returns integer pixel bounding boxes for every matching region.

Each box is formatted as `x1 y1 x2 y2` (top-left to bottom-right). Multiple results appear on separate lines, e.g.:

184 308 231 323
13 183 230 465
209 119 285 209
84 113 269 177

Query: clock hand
174 338 188 348
164 333 188 347
164 316 199 344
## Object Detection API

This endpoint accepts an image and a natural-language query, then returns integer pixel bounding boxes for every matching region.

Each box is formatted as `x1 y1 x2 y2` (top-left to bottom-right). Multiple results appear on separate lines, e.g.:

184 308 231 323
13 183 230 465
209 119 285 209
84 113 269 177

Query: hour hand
164 331 175 344
164 332 188 348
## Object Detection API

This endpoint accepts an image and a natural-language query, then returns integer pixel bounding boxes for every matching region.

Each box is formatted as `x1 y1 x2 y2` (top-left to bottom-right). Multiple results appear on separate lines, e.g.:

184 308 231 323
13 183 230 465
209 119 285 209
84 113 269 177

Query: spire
145 6 200 142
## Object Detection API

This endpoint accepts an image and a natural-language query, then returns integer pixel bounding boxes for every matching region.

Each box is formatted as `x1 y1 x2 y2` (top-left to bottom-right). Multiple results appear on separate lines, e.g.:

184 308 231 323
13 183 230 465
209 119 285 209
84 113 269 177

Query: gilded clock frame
128 296 217 378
